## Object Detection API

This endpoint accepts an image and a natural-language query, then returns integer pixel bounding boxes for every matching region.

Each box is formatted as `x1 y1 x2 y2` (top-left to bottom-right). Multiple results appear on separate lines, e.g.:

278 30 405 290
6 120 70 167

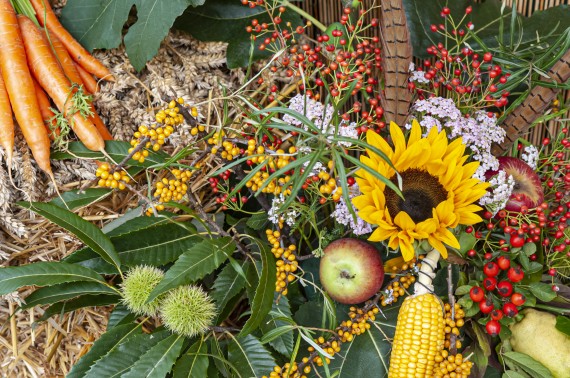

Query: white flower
521 145 539 169
479 170 515 215
331 184 372 235
268 195 299 227
409 70 430 84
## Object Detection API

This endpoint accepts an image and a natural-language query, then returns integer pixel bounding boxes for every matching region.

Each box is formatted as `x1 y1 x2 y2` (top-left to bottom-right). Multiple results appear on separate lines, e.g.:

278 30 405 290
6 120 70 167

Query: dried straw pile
0 26 238 377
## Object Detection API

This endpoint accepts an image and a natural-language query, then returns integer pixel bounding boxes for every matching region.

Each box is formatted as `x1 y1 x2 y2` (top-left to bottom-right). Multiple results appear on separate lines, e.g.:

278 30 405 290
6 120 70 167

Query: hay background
0 0 568 377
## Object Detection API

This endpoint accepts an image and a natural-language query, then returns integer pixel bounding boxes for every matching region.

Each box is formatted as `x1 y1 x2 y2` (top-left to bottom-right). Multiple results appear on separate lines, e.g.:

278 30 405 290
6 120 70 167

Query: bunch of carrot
0 0 114 179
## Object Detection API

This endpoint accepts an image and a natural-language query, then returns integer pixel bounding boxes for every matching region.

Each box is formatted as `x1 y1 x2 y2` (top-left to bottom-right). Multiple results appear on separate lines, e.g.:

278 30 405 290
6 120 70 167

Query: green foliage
50 188 113 210
211 262 248 321
228 334 276 378
121 334 184 378
20 282 117 310
502 351 554 378
172 340 209 378
260 294 295 357
121 265 166 316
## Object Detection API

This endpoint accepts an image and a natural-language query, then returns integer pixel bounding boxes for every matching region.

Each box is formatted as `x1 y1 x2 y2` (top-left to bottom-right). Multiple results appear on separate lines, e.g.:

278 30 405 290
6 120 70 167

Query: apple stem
414 249 441 295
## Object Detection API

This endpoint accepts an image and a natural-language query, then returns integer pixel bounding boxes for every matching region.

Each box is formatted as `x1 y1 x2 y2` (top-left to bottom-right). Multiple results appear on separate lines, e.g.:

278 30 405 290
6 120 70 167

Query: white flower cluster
521 145 539 169
412 97 506 181
283 94 358 147
268 194 298 227
408 62 430 84
331 184 372 235
479 170 515 215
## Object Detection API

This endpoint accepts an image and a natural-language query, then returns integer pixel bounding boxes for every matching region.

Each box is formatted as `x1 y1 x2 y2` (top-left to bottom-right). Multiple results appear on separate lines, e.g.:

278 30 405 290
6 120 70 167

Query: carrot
0 0 52 175
31 76 59 140
48 32 112 140
74 62 99 94
29 0 115 82
0 68 14 165
18 15 105 152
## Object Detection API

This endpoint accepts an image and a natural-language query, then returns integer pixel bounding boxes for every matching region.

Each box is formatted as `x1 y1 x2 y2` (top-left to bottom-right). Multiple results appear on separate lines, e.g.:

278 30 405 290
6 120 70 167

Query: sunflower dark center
384 169 448 223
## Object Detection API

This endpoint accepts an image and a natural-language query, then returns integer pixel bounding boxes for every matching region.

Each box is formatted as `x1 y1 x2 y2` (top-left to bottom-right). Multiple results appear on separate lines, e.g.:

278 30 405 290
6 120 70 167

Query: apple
319 238 384 304
488 156 544 212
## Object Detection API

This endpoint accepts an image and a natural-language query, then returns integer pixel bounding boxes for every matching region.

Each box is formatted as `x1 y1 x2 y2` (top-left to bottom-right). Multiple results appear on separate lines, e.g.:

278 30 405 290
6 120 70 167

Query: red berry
479 298 494 314
507 266 525 283
484 252 493 260
511 293 526 306
483 277 497 291
497 256 510 270
483 52 493 62
486 320 501 336
510 235 525 248
467 249 477 258
497 281 513 297
442 6 451 15
484 262 500 277
490 309 503 321
470 286 485 302
503 302 519 317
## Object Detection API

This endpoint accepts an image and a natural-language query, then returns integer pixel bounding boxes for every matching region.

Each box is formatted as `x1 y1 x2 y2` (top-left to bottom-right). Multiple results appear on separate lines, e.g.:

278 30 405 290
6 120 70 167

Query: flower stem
281 0 327 32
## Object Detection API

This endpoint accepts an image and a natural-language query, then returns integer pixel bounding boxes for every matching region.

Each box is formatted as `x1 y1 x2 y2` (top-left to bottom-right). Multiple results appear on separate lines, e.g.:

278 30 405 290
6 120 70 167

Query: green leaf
502 351 554 378
67 323 142 378
103 213 173 237
39 294 120 322
555 315 570 337
503 371 528 378
51 188 112 210
455 284 474 296
0 262 105 296
211 262 247 320
64 222 199 274
146 238 234 302
239 244 276 337
51 141 169 167
176 0 302 68
227 334 276 378
122 334 184 378
260 294 294 357
522 243 537 256
173 340 209 378
83 330 171 378
61 0 205 71
246 212 268 230
107 305 137 329
21 282 117 309
18 202 121 273
529 282 557 302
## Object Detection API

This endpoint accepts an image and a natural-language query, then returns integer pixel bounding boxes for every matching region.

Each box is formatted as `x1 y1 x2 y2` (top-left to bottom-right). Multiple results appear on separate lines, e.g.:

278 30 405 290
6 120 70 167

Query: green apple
319 238 384 304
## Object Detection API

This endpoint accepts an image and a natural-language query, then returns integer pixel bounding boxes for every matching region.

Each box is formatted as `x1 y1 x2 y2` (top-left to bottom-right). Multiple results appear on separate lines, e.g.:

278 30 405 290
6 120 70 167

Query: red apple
319 238 384 304
488 156 544 212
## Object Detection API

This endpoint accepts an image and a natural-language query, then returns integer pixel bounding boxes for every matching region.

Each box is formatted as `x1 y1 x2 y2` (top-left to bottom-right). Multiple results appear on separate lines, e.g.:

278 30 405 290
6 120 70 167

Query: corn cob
388 250 445 378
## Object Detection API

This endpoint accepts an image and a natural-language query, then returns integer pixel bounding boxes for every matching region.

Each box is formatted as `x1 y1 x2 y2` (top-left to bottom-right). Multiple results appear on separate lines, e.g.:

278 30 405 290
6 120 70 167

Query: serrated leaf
146 238 234 302
0 262 105 296
64 222 199 274
239 244 276 337
67 323 142 378
21 282 117 309
103 213 174 237
246 212 268 230
61 0 205 71
502 352 554 378
228 334 276 378
211 262 247 319
529 282 557 302
176 0 302 68
50 188 112 210
173 339 209 378
122 334 184 378
18 202 120 272
107 305 137 329
39 294 120 322
260 294 294 357
51 141 169 167
83 330 171 378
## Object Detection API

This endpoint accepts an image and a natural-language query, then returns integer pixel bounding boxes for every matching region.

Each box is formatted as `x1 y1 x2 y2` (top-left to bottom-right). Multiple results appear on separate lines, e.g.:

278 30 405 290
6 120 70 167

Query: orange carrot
0 68 14 165
29 0 115 81
48 32 112 141
0 0 52 175
32 76 59 140
74 62 99 94
18 15 105 152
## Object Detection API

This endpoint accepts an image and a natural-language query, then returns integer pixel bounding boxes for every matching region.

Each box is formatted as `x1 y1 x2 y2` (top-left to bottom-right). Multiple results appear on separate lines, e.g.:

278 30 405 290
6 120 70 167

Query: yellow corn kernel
388 293 445 378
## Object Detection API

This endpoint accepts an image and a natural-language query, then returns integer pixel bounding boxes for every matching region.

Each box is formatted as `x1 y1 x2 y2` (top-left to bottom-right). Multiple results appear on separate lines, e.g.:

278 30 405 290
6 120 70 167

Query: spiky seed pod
159 285 216 338
120 265 165 316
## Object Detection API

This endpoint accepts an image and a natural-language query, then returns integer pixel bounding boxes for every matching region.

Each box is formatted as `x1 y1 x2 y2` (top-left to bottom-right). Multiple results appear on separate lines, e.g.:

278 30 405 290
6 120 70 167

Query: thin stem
282 0 327 32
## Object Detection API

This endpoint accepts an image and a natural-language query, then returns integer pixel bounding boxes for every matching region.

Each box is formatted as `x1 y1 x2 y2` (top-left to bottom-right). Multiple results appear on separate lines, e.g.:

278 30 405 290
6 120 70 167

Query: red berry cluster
469 259 526 336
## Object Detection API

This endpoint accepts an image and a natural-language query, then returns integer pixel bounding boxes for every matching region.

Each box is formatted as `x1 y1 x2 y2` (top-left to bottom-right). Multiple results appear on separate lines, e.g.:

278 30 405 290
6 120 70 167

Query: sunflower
353 120 489 261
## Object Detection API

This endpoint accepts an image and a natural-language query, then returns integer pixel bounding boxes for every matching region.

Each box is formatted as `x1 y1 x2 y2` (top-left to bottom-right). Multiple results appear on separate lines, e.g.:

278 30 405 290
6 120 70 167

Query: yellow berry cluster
244 145 297 196
379 259 419 306
96 163 130 190
433 351 473 378
266 229 298 295
153 169 192 202
263 361 309 378
208 132 241 161
443 303 465 350
315 169 342 201
129 99 195 163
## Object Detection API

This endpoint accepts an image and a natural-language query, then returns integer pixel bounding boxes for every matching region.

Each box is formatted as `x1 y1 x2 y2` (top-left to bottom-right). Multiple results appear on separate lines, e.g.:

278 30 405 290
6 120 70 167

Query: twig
447 264 457 355
8 301 17 358
209 325 241 333
110 136 150 174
